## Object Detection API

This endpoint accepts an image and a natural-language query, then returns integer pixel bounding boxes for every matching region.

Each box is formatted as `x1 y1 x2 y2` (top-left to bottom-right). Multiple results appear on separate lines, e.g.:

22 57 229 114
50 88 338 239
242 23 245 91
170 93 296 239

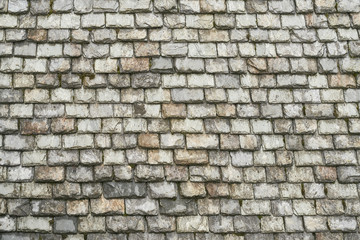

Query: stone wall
1 0 360 239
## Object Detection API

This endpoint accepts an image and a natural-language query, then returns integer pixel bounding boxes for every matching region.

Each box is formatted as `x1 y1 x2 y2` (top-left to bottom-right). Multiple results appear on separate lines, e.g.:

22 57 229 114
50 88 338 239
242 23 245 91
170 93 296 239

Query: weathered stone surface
186 134 219 149
35 166 64 182
121 58 149 72
234 216 260 233
138 133 160 148
8 199 30 216
54 217 77 233
0 216 16 231
175 150 208 165
91 196 124 215
17 216 52 232
177 216 209 232
125 197 158 215
53 181 81 199
180 181 206 197
103 182 146 198
106 216 145 232
149 181 176 198
2 0 360 237
67 200 89 215
135 165 164 181
78 215 106 232
147 215 176 232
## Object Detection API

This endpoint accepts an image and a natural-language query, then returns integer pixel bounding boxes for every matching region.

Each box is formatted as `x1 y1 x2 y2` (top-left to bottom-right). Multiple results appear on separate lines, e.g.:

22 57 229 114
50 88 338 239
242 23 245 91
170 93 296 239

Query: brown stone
315 166 337 182
21 119 49 135
175 149 208 165
240 135 259 150
220 134 240 150
35 166 64 182
206 183 229 197
315 233 343 240
138 133 160 148
162 104 186 118
53 181 81 198
216 104 236 117
134 42 160 57
165 165 189 181
266 167 286 183
329 74 356 88
353 13 360 27
121 58 150 72
90 196 124 215
51 118 75 133
27 29 47 42
199 29 229 42
247 58 267 74
180 181 206 197
67 200 89 216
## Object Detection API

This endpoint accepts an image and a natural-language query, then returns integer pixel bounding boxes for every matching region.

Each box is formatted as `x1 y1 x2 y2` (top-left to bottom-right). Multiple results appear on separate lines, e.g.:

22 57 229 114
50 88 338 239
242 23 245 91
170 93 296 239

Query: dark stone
159 198 197 215
103 182 146 198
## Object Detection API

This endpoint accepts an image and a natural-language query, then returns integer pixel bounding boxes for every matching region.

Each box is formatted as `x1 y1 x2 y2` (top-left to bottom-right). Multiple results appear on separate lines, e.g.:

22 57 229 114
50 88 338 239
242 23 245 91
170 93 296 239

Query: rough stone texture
0 0 360 237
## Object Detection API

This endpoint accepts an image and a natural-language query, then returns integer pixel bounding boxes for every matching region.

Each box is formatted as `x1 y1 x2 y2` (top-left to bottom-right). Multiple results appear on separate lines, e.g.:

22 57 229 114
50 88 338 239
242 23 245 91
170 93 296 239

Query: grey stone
234 216 260 232
106 216 145 232
87 234 127 240
147 215 176 232
159 198 197 215
103 182 146 198
149 181 176 198
338 167 360 183
177 216 209 232
132 73 161 88
8 199 30 216
0 216 17 231
54 217 77 233
125 198 158 215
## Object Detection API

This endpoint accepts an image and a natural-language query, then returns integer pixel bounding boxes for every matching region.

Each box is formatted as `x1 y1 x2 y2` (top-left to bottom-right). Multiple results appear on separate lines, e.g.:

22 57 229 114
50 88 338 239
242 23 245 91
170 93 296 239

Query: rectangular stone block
177 216 209 232
103 182 146 198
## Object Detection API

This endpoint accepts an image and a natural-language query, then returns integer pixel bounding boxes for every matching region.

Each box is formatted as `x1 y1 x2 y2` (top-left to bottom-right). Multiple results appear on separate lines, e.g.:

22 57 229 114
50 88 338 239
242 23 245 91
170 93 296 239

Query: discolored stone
206 183 229 197
103 182 146 198
177 216 209 232
20 119 49 135
162 104 186 118
121 58 150 72
180 181 206 197
164 165 189 181
35 166 64 182
78 215 106 232
125 197 158 215
175 150 208 165
106 216 145 232
54 216 77 233
159 198 197 216
67 199 89 216
135 165 164 181
91 196 125 215
8 199 30 216
329 74 356 88
138 133 160 148
28 29 47 42
31 200 66 216
314 166 337 182
53 181 81 199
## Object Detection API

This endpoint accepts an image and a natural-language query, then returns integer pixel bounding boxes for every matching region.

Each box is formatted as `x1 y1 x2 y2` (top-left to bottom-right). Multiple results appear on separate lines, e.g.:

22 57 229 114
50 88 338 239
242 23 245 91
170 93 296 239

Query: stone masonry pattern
1 0 360 239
